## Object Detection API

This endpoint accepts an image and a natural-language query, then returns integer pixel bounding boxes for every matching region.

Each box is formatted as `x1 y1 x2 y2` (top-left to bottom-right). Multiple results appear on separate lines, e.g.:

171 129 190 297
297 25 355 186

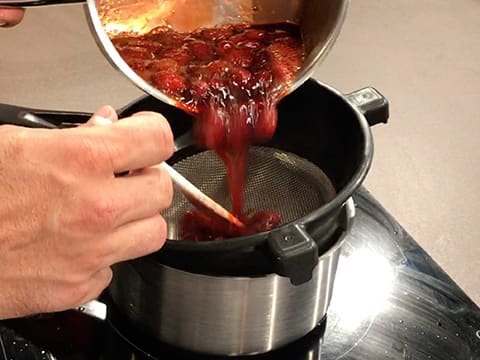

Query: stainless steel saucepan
0 0 348 110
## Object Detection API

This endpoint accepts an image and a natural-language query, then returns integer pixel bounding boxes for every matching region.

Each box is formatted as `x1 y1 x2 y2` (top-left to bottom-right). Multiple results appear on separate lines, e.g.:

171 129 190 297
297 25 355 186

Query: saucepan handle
0 0 83 6
344 87 390 126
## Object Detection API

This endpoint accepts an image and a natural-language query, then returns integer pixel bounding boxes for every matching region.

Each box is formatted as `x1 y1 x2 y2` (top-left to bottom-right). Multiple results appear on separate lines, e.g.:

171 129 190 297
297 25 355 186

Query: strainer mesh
162 146 335 240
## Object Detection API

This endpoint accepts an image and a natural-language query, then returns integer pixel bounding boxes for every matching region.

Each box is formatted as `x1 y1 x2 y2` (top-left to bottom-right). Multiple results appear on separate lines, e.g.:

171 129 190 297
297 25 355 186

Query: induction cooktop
1 187 479 360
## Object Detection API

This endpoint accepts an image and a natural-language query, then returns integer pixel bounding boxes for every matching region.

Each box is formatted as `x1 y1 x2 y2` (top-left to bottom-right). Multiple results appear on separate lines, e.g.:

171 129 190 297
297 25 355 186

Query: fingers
86 105 118 126
104 165 173 227
0 7 24 27
73 214 167 305
77 111 174 173
100 214 167 266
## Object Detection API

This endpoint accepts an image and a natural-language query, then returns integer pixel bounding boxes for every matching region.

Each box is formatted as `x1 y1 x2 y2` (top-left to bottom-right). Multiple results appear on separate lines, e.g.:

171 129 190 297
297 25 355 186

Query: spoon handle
159 162 244 228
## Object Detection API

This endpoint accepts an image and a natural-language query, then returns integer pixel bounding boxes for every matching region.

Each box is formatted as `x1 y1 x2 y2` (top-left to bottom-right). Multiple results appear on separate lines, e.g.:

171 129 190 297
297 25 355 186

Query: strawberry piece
187 64 208 79
244 29 267 41
128 60 147 73
151 70 187 96
205 60 232 76
215 40 234 56
161 47 192 65
149 27 184 47
238 40 261 50
118 46 153 60
228 33 248 45
223 47 253 68
230 67 252 86
147 58 180 72
248 211 281 233
188 40 213 61
190 79 210 99
199 27 232 41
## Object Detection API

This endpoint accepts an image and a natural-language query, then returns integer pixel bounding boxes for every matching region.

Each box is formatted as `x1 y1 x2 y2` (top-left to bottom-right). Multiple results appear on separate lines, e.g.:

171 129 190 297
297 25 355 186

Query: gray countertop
1 1 479 305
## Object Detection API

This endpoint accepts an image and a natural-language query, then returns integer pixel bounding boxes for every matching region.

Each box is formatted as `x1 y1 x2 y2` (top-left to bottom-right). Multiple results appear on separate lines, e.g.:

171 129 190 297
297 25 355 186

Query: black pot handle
266 198 356 286
0 103 91 128
267 224 319 286
344 87 389 126
0 103 60 128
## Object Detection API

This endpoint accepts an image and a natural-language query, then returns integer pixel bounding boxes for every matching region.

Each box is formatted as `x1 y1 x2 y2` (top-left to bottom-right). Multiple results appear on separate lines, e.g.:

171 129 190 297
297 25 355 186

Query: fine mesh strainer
162 146 336 240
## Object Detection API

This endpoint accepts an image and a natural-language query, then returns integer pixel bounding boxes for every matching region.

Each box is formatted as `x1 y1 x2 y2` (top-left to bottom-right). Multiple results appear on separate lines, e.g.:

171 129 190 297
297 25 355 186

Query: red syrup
112 23 305 240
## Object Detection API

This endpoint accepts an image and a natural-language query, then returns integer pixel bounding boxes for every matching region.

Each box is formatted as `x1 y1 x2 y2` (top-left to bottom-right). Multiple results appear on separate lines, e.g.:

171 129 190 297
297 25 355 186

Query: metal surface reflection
328 246 394 332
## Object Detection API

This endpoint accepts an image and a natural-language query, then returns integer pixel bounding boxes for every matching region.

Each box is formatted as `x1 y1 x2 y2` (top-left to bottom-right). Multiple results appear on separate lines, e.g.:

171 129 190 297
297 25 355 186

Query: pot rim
140 197 355 278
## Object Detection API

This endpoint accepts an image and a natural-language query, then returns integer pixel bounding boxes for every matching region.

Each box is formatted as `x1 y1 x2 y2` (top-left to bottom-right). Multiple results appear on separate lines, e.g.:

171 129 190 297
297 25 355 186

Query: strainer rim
163 79 373 250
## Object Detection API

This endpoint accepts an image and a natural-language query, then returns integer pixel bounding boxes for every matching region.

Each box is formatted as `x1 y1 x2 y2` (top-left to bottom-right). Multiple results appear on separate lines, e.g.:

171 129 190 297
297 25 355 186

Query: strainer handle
345 87 389 126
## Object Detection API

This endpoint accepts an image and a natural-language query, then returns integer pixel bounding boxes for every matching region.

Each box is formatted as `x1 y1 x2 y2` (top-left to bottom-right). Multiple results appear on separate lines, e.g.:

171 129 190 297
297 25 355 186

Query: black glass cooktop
1 187 480 360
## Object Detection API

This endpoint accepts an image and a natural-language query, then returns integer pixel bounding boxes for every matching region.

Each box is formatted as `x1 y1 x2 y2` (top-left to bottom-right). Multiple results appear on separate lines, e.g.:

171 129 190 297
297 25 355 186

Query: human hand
0 7 25 27
0 105 174 319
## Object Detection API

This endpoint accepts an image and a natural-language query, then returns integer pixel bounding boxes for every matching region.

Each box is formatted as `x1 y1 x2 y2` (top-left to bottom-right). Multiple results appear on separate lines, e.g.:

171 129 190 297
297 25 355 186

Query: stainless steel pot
0 80 389 356
104 79 389 355
109 198 354 356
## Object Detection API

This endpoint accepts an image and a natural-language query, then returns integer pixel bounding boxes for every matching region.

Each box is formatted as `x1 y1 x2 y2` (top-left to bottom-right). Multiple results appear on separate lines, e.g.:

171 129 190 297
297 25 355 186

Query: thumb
86 105 118 126
0 7 25 27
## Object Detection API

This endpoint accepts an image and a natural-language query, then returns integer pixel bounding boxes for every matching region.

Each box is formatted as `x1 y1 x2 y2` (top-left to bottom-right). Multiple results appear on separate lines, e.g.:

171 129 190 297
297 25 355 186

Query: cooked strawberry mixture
112 23 304 240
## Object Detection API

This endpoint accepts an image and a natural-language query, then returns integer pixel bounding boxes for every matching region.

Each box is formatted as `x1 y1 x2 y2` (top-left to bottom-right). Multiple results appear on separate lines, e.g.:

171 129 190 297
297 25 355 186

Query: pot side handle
267 224 319 286
344 87 390 126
